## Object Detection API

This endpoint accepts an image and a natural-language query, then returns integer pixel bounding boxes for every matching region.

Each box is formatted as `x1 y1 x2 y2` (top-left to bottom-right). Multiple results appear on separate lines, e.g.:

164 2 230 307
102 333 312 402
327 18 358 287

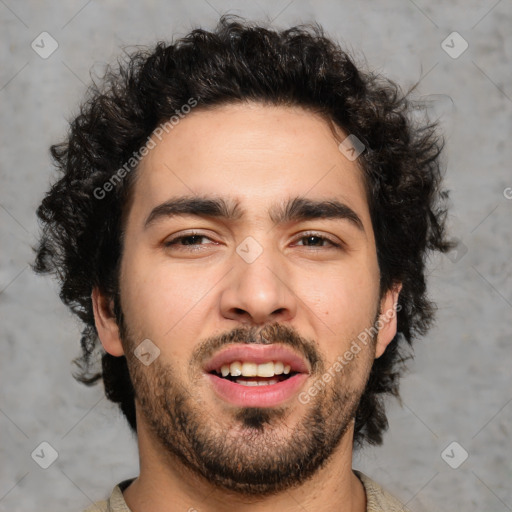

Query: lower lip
206 373 308 407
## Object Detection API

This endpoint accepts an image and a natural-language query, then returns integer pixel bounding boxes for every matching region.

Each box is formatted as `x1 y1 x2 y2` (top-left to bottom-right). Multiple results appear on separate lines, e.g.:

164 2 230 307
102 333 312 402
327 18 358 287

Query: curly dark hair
33 15 453 448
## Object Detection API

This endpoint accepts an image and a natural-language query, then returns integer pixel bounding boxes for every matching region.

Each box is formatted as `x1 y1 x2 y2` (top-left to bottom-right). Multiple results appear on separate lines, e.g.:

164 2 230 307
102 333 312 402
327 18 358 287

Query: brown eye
164 232 217 250
294 233 340 248
166 234 209 246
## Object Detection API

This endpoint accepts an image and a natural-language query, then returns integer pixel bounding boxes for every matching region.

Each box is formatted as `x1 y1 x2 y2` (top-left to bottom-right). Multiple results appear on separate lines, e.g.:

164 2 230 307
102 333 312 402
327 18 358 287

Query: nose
219 242 297 326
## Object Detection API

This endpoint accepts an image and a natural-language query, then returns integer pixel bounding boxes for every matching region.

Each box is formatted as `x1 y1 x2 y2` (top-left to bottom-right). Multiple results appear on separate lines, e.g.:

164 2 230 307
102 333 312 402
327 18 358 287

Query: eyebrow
144 195 365 233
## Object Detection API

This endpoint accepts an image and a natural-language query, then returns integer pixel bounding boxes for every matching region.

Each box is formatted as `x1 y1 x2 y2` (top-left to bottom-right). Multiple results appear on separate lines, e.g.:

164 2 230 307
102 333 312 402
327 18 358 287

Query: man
34 15 452 512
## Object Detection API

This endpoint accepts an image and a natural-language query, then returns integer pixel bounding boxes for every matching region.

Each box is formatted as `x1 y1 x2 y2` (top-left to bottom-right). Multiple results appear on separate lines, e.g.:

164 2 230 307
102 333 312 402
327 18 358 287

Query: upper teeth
219 361 291 377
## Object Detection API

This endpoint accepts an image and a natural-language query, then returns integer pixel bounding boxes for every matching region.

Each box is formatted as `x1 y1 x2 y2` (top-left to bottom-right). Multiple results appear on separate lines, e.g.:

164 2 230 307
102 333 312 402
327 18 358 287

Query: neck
123 414 366 512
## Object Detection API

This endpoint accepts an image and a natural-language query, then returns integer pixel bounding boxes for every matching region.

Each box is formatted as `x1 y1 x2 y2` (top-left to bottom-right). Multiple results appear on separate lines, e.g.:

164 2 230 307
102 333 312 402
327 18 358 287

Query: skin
92 102 401 512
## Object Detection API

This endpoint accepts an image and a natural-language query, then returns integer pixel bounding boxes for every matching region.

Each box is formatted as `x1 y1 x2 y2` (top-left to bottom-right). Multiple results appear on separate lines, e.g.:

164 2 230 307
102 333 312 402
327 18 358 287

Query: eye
164 232 216 249
293 232 341 249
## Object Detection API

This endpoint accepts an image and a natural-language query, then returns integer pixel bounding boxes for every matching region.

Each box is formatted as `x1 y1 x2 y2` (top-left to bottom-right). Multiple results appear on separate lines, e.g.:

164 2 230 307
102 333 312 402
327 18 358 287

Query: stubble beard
121 321 376 497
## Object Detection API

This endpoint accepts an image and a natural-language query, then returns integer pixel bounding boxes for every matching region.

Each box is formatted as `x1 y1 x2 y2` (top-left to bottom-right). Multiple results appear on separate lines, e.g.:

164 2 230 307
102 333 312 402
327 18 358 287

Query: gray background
1 1 511 511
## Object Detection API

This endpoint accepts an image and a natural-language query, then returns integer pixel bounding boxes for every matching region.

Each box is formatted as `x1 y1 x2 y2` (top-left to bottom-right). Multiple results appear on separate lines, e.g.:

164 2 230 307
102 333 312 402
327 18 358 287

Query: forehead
130 102 370 227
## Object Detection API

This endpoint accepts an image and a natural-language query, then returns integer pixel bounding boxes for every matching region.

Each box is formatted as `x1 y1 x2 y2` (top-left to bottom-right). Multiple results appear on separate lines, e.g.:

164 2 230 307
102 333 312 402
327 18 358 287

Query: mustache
191 322 321 372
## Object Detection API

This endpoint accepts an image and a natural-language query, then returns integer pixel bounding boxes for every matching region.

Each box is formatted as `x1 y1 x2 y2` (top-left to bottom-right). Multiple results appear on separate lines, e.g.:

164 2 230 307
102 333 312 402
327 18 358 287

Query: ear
374 282 402 359
91 287 125 356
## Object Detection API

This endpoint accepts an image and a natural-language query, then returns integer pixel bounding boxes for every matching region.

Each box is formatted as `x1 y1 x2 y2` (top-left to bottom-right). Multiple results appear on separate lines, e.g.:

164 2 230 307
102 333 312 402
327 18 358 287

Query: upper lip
203 344 311 374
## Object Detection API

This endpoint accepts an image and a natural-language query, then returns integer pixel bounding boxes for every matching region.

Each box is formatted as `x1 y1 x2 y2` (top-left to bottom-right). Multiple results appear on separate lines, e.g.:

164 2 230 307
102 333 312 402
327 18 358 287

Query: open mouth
210 361 299 386
210 370 298 386
203 345 310 406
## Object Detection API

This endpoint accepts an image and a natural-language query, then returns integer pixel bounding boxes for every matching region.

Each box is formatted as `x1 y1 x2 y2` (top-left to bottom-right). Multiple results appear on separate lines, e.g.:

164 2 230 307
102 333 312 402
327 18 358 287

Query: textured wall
1 1 511 511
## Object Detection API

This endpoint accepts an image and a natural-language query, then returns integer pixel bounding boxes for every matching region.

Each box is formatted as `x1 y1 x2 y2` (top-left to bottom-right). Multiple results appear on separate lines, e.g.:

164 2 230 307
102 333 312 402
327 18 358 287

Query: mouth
210 360 298 385
203 344 310 407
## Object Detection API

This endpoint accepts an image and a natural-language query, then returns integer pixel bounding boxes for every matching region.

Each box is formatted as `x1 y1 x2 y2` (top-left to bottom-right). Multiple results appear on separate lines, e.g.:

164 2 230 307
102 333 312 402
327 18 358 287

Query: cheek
119 249 219 357
120 254 169 336
295 263 378 360
299 262 377 320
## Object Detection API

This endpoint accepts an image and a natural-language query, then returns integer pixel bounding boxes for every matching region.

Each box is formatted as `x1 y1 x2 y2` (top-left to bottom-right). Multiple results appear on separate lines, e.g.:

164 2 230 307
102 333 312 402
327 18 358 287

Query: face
95 102 399 496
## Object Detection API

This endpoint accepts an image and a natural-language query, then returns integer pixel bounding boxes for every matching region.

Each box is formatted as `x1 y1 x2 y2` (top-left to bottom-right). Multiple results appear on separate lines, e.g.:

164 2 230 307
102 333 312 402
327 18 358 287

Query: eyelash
164 231 341 250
